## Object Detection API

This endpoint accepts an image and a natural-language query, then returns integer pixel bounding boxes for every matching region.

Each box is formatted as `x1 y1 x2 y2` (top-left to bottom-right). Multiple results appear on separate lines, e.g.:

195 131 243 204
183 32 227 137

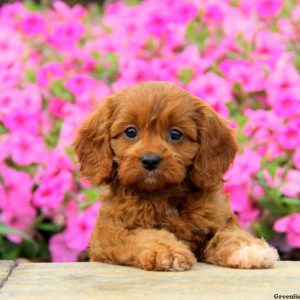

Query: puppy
73 81 278 271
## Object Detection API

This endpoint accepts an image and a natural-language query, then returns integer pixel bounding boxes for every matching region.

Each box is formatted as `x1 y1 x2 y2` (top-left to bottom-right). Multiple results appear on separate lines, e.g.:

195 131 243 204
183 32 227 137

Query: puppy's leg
203 221 279 269
90 226 196 271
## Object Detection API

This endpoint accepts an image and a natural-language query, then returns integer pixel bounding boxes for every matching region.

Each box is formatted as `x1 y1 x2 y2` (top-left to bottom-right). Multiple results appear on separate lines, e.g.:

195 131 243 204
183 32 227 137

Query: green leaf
294 49 300 73
281 197 300 205
235 114 248 128
23 0 42 11
44 119 63 148
281 197 300 214
36 223 62 233
5 158 36 175
145 38 156 52
236 33 251 53
0 123 9 135
92 54 119 83
230 0 239 6
254 222 274 240
0 240 20 260
50 80 74 101
268 162 278 178
125 0 141 6
0 222 35 244
25 69 37 83
66 147 75 159
227 102 238 116
185 19 208 51
178 67 194 84
79 188 100 209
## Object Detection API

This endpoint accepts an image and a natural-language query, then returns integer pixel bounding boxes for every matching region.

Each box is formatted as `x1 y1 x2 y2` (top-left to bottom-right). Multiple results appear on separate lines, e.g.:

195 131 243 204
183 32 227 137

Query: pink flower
37 62 65 87
0 60 23 89
0 29 25 62
225 185 260 226
33 170 72 210
2 109 40 135
280 169 300 197
57 106 86 147
222 8 258 40
220 59 265 92
271 92 300 118
187 72 232 106
48 97 69 118
244 109 282 134
47 21 85 50
19 12 46 35
0 2 27 28
228 185 251 212
118 58 156 84
52 1 86 20
19 84 43 113
225 148 262 186
277 19 296 39
34 150 74 183
64 203 100 251
144 9 169 37
203 2 225 24
7 133 48 166
239 209 260 227
266 65 300 103
254 30 285 64
255 0 282 18
0 183 35 244
49 232 81 262
274 214 300 248
0 203 36 244
169 1 198 24
252 185 264 198
278 120 300 150
263 168 283 188
294 149 300 170
64 74 95 95
0 88 20 116
0 165 32 203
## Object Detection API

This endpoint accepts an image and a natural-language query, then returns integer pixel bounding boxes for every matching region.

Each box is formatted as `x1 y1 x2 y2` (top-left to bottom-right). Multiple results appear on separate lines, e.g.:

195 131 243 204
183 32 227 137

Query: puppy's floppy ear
73 97 114 186
191 99 239 190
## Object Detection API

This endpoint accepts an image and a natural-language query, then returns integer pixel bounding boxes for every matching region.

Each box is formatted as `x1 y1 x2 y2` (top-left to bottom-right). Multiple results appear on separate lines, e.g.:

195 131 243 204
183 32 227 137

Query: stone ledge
0 261 299 300
0 261 16 288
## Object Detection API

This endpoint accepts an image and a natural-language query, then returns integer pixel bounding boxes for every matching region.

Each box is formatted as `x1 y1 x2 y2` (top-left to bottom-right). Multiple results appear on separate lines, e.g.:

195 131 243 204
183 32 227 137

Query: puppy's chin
138 171 168 191
117 162 186 192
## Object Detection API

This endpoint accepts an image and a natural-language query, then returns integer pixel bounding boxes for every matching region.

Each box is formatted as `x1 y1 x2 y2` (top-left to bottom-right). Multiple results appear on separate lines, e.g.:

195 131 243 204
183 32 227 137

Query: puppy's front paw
139 244 196 271
227 242 279 269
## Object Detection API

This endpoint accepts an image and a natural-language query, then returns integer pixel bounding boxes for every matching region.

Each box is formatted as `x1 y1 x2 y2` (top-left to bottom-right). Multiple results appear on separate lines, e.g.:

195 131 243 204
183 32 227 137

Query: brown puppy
73 81 278 271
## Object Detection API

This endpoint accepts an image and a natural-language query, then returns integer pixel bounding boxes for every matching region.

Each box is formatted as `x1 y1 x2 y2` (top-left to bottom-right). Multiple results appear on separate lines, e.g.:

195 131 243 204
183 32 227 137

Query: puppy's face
110 84 201 191
73 82 238 192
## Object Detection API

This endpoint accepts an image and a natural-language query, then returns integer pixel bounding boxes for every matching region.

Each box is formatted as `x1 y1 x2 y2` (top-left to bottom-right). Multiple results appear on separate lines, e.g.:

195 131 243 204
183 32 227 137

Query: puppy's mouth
144 170 160 185
117 156 186 191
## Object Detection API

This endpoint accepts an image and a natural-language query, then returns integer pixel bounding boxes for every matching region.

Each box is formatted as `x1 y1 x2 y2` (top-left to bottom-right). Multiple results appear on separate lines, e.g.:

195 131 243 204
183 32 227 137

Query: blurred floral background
0 0 299 262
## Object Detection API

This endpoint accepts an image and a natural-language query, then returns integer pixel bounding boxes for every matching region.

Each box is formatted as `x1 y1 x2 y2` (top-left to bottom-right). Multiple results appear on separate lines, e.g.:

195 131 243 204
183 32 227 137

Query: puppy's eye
169 129 183 141
124 127 138 139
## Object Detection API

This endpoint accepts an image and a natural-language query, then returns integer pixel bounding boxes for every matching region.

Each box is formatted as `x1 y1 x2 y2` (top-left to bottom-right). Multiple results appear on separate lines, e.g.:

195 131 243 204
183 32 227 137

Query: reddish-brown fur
73 81 278 271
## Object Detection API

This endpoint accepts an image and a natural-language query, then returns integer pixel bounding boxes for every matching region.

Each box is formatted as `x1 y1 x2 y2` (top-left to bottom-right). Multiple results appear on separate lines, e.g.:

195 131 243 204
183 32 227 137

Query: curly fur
73 81 279 271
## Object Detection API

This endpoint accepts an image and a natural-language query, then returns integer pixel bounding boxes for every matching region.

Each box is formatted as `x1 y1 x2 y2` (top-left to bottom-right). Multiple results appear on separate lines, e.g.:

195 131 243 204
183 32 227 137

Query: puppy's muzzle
140 153 161 171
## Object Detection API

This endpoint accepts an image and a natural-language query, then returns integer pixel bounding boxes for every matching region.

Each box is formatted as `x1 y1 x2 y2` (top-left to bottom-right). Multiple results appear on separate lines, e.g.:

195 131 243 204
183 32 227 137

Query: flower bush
0 0 299 262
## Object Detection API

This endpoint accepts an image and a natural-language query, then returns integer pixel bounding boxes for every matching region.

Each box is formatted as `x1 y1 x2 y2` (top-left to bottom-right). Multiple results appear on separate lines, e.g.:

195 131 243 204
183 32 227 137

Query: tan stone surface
0 261 16 288
0 261 299 300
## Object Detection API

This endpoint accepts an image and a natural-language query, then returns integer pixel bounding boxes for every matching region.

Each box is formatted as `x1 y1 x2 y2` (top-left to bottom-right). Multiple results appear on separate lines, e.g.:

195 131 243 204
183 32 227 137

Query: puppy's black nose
140 153 161 171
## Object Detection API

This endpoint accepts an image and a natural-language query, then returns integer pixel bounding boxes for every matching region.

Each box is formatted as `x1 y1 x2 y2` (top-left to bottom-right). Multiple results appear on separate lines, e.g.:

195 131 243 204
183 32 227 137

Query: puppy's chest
117 199 178 227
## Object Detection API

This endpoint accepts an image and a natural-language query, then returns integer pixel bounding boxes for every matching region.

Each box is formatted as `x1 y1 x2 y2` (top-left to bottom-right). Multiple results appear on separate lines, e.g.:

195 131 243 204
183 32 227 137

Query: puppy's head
73 81 238 191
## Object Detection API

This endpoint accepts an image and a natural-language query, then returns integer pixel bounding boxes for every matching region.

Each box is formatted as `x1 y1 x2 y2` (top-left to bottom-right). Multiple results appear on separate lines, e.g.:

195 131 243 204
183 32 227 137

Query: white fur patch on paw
171 256 190 271
227 243 279 269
